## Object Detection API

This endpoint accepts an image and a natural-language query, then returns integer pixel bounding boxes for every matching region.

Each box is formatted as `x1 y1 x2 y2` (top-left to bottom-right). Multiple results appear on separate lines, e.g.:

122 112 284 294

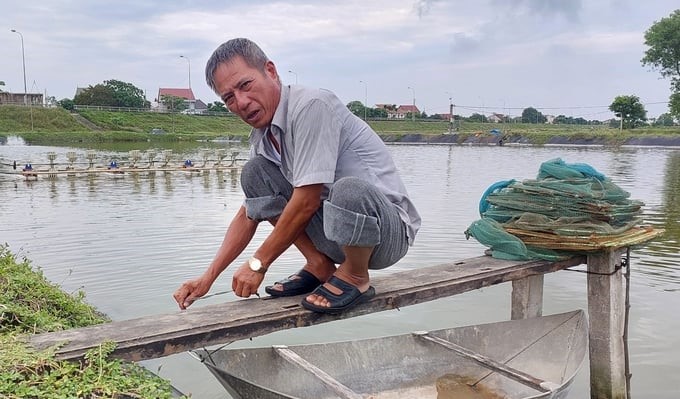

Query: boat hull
198 310 587 399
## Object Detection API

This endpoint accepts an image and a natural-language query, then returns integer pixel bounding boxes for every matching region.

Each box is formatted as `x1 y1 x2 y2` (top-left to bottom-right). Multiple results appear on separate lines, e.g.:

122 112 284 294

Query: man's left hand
232 261 265 297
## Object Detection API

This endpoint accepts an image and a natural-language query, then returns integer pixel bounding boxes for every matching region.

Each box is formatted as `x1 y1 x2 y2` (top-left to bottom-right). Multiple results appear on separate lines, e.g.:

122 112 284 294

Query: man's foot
264 269 322 297
265 261 336 297
301 275 375 314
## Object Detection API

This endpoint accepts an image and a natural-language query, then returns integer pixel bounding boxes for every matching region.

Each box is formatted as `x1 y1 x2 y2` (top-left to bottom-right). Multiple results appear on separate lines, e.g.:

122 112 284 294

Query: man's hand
173 276 213 310
232 261 266 297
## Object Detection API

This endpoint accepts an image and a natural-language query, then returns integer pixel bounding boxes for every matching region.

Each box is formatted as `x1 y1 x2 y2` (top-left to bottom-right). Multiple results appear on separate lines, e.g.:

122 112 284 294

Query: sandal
301 275 375 314
265 269 322 297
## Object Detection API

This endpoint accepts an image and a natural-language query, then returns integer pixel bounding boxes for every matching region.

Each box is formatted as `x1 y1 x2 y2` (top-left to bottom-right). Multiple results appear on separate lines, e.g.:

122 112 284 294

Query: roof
397 104 420 113
158 88 195 100
195 99 208 110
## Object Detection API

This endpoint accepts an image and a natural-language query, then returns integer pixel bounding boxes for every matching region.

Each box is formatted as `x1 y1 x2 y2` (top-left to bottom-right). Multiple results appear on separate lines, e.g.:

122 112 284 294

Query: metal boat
195 310 587 399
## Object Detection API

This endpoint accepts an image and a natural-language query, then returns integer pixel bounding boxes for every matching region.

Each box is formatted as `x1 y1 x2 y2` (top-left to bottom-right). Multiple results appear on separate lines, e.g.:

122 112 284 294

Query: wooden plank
29 254 585 362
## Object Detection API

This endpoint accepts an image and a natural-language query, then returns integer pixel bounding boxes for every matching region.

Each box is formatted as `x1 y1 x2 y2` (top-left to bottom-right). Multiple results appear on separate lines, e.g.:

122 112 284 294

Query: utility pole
407 86 416 122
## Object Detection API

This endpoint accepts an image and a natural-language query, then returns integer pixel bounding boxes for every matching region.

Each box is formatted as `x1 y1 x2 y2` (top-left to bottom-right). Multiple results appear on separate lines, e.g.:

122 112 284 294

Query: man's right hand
173 276 212 310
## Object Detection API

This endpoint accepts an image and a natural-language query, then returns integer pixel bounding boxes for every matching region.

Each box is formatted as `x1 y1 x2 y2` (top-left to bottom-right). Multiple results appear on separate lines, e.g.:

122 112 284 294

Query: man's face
213 56 281 129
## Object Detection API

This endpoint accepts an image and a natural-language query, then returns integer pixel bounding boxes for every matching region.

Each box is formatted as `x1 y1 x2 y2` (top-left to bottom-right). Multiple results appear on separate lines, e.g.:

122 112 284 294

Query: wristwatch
248 257 267 274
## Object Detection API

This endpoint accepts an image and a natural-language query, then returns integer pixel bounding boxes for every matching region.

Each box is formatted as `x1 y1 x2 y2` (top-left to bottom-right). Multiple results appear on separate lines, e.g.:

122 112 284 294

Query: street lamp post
407 86 416 122
10 29 27 106
288 70 298 84
179 55 191 89
446 91 454 134
359 80 368 121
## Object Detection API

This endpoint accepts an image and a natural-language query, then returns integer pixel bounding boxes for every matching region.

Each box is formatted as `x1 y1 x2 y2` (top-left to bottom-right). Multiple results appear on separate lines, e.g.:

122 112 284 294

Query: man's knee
240 156 270 190
328 177 373 209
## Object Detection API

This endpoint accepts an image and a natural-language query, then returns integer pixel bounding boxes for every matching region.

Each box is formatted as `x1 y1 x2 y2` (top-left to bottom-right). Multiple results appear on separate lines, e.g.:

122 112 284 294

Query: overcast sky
1 0 677 120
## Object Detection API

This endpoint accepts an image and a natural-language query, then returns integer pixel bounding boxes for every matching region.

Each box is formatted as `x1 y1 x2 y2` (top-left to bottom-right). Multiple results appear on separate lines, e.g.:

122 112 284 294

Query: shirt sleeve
290 98 341 186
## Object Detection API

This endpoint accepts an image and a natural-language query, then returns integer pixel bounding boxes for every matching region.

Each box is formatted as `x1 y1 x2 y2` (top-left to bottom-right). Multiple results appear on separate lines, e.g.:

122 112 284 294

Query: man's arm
229 184 324 297
254 183 324 267
173 205 257 309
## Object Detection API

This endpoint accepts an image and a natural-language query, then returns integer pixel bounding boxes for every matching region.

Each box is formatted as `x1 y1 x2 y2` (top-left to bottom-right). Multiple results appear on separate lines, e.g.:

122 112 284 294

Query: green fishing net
465 158 646 261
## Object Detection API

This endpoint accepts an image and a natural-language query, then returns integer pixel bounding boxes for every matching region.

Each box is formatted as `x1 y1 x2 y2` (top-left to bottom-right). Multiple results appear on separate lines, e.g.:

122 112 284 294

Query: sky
1 0 678 120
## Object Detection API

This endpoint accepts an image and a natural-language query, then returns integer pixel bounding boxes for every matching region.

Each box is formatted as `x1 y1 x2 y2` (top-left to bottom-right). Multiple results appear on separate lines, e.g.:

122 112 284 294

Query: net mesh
465 158 663 261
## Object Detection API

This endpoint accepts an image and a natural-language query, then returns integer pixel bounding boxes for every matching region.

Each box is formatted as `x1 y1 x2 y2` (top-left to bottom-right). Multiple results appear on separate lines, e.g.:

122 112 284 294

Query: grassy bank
1 105 678 146
0 246 184 398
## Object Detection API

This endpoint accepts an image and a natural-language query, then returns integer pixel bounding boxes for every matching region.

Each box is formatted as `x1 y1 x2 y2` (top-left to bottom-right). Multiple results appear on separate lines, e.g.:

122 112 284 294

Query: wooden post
511 275 544 320
587 249 627 399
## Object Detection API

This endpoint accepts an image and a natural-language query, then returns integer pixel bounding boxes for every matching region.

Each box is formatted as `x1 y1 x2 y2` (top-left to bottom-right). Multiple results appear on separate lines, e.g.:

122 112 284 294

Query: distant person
173 38 420 314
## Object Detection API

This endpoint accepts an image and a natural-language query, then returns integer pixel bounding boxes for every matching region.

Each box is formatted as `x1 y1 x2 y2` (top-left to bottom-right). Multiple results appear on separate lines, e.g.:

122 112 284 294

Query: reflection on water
1 142 680 398
632 151 680 292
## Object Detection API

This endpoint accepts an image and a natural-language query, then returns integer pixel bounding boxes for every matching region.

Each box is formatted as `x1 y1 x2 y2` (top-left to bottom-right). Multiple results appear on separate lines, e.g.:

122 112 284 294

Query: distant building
157 88 197 112
376 104 420 119
0 92 44 105
394 104 420 119
488 113 506 123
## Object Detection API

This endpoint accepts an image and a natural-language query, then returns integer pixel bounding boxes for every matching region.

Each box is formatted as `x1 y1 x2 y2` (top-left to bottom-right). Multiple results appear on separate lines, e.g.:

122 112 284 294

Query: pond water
1 138 679 398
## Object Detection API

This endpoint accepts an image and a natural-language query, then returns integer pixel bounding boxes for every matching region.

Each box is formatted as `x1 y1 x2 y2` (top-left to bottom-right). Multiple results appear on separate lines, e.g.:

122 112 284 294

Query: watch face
249 257 262 271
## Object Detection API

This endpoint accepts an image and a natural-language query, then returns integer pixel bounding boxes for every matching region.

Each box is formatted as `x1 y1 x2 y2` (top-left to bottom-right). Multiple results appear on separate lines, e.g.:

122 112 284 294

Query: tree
468 113 488 123
207 101 228 113
642 10 680 91
346 100 365 117
609 95 647 129
58 98 74 110
73 80 149 108
74 84 117 106
642 10 680 121
160 95 187 112
670 92 680 120
654 113 676 126
45 96 57 107
104 79 150 108
521 107 546 124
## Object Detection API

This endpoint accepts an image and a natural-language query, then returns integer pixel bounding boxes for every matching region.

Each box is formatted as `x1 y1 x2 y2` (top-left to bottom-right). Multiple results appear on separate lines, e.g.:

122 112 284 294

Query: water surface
1 139 678 398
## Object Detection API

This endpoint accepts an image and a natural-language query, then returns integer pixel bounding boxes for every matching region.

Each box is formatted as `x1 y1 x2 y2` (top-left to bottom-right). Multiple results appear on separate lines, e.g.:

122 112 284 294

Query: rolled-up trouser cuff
323 201 381 247
244 194 288 221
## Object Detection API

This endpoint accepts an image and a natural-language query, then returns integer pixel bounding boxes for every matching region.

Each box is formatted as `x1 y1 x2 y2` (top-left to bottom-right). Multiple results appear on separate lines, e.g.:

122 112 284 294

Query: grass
1 105 678 146
0 105 88 133
0 246 185 398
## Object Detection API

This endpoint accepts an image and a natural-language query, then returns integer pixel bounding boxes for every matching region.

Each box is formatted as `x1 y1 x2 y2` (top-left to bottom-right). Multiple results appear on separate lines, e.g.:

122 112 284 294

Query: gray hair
205 38 270 93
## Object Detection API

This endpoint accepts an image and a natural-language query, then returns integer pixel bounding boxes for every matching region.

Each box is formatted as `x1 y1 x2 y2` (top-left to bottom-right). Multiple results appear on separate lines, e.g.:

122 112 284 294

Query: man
173 38 420 314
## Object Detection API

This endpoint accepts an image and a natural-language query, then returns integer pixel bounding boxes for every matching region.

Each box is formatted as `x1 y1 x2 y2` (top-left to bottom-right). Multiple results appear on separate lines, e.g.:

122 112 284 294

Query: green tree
104 79 150 108
207 101 228 112
654 113 676 126
521 107 546 124
346 100 367 118
670 92 680 120
73 80 149 108
160 94 187 112
74 84 117 106
642 10 680 91
58 98 75 110
609 95 647 129
372 107 388 118
642 10 680 120
468 113 488 123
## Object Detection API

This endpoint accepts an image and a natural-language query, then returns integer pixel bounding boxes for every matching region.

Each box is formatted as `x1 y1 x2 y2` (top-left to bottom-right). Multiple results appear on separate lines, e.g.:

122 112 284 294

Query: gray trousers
240 156 409 269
